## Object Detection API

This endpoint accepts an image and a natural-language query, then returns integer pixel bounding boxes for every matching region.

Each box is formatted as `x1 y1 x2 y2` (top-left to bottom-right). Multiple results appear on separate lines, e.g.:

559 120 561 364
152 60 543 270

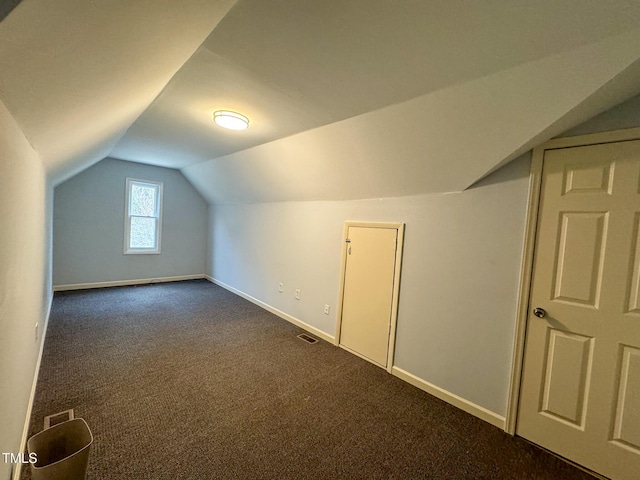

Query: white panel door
517 140 640 480
339 226 398 367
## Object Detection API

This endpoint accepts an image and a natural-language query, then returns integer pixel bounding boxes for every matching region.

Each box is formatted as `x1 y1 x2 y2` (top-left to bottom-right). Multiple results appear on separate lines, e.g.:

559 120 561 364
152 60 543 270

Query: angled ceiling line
199 46 333 120
181 26 640 205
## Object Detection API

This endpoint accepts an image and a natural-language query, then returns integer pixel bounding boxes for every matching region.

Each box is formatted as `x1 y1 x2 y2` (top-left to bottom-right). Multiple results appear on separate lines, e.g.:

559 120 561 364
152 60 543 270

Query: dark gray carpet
23 280 595 479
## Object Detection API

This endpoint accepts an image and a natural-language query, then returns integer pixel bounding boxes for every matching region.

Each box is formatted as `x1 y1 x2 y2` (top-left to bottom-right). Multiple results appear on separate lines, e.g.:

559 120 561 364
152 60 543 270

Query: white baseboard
392 366 506 430
28 273 505 480
205 277 504 430
53 274 206 292
13 293 54 480
205 276 335 344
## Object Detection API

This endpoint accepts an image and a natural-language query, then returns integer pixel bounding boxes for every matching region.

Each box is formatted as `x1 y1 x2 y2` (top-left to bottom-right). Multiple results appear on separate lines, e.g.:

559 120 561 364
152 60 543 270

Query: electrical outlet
295 289 301 300
34 322 39 343
278 282 284 293
324 304 330 315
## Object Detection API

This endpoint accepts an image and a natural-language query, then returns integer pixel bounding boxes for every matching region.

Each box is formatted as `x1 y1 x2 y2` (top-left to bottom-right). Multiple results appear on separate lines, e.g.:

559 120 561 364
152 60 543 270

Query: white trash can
27 418 93 480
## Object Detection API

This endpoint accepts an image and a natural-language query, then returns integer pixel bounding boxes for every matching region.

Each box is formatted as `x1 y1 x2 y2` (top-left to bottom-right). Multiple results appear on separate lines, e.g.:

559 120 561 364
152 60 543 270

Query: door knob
533 307 547 318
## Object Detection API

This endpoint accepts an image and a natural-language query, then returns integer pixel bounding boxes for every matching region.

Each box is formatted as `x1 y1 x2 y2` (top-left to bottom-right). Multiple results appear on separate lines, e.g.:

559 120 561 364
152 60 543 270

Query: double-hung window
124 178 163 254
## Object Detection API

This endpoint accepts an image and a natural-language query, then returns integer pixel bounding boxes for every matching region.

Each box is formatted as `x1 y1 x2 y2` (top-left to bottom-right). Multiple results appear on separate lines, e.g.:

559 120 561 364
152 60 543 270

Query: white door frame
505 126 640 435
334 221 405 373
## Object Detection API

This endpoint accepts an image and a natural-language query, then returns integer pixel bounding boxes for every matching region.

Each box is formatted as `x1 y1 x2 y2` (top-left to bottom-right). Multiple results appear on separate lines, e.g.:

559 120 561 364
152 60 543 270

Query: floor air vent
297 333 319 344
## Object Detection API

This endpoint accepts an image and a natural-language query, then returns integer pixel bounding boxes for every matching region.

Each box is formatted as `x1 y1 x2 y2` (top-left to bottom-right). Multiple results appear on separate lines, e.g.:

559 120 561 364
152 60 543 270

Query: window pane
130 217 157 249
130 184 156 217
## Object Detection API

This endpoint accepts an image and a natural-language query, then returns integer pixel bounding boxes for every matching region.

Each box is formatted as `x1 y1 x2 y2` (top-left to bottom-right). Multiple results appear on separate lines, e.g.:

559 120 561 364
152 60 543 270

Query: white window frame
124 178 163 255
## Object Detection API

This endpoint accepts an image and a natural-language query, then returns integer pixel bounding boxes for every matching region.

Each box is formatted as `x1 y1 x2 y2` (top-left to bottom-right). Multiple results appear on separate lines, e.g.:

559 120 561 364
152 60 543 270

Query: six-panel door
517 141 640 480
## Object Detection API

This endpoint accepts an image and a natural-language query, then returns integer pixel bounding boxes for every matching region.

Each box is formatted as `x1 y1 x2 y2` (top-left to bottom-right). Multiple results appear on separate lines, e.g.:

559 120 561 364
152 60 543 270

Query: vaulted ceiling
2 0 640 203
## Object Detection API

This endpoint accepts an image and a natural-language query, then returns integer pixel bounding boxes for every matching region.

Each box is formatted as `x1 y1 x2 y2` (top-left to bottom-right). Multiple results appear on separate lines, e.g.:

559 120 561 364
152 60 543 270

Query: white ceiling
2 0 640 201
0 0 236 183
182 32 640 203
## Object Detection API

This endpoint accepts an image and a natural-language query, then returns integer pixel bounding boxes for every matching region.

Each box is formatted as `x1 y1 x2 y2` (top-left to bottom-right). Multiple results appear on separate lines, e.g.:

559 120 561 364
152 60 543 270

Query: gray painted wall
207 94 640 419
53 158 207 286
210 155 531 416
0 100 51 480
560 93 640 137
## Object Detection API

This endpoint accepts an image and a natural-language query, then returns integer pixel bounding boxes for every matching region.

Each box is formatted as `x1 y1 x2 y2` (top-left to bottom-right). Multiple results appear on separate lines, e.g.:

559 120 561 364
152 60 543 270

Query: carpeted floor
22 279 595 479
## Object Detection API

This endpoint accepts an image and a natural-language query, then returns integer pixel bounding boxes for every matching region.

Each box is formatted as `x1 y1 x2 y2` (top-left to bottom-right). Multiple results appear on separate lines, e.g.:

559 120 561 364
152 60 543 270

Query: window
124 178 163 254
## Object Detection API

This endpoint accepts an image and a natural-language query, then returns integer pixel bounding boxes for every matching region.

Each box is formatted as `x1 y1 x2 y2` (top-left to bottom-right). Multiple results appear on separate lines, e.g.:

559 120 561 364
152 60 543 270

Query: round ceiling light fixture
213 110 249 130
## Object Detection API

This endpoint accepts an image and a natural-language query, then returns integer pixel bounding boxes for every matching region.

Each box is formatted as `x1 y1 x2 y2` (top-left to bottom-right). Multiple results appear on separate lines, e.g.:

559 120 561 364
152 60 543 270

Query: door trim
505 126 640 435
334 221 405 373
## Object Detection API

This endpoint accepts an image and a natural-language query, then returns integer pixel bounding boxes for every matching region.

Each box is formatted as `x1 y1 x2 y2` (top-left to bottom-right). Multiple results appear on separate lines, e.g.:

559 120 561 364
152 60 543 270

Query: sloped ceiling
2 0 640 202
0 0 236 184
183 32 640 203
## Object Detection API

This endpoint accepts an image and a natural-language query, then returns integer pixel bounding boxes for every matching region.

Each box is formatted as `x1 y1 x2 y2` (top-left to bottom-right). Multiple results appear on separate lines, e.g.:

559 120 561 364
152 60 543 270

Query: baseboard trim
205 276 335 344
53 274 206 292
204 277 503 430
392 366 506 430
13 293 54 480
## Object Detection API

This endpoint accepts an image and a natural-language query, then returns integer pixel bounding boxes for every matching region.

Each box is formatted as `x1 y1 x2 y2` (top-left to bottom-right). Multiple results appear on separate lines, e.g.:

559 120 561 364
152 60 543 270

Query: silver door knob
533 307 547 318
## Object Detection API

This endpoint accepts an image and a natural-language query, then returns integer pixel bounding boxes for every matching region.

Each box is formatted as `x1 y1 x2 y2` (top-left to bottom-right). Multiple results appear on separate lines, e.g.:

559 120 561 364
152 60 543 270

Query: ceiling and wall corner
559 90 640 138
181 29 640 203
0 0 237 185
1 1 640 200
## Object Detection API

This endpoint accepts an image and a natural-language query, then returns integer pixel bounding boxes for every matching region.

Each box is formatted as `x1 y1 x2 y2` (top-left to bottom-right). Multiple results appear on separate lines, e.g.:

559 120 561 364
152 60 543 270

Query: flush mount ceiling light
213 110 249 130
